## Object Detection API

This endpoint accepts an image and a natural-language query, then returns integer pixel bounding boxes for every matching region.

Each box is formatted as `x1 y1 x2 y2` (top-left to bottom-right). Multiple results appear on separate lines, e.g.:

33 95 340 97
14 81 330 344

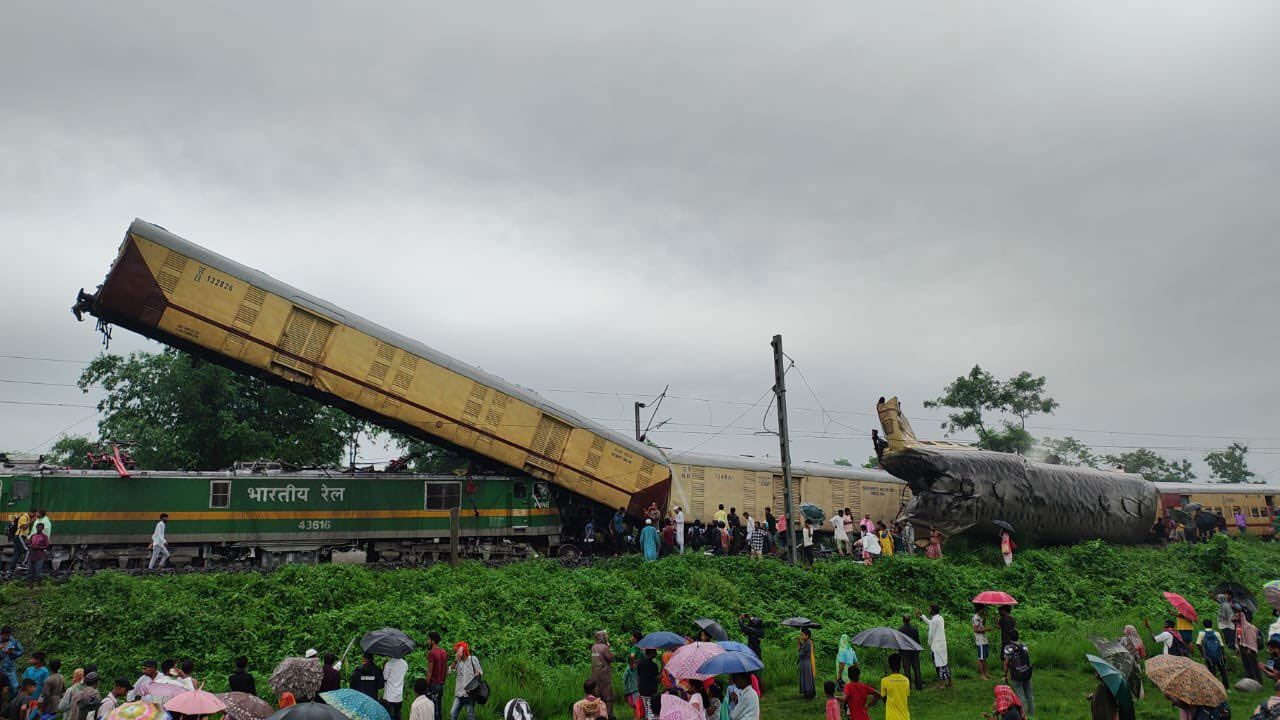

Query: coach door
509 481 531 531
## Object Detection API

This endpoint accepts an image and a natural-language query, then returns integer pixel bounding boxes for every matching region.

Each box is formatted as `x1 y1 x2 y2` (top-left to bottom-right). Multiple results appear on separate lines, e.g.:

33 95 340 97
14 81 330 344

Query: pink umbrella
144 684 187 702
973 591 1018 606
658 693 701 720
1163 592 1198 622
164 690 226 716
664 641 725 681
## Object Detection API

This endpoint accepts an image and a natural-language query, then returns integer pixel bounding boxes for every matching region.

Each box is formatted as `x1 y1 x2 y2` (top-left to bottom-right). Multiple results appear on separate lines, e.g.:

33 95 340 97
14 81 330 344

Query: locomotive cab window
424 481 461 510
209 480 231 508
9 478 30 503
513 482 528 499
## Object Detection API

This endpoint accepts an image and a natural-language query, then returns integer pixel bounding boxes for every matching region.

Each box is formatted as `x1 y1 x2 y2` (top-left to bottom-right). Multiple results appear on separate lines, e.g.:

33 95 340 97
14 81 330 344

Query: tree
862 456 880 469
78 349 379 470
832 458 853 467
1039 436 1098 468
923 365 1056 454
46 435 95 469
1102 448 1197 483
1205 443 1254 484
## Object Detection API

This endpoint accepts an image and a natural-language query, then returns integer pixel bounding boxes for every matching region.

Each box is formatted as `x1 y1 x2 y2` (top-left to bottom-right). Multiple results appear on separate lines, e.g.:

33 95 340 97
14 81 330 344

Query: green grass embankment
1 535 1276 719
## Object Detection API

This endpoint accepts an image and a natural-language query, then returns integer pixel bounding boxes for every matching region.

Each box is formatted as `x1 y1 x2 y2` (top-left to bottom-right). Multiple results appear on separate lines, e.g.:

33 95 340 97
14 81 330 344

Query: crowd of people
597 503 950 567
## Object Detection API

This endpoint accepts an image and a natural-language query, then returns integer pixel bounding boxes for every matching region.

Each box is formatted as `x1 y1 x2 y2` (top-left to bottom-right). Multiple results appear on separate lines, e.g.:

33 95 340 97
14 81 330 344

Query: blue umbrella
715 641 758 658
697 651 764 675
319 691 391 720
638 632 687 650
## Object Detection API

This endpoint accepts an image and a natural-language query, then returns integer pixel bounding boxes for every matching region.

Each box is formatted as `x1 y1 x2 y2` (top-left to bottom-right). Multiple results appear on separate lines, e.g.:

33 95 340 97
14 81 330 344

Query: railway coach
1 456 558 569
74 220 671 518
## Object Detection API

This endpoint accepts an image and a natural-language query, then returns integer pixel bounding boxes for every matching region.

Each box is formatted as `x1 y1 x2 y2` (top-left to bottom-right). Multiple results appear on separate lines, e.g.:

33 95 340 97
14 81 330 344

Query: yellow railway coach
75 220 672 516
667 451 910 528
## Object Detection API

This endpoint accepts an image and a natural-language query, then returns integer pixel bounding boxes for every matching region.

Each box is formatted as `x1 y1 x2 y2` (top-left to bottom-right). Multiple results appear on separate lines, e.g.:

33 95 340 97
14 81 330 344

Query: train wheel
557 543 581 566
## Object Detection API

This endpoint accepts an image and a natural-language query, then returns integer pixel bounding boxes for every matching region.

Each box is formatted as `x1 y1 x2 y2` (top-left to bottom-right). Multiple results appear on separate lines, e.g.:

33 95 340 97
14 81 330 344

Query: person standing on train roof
148 514 170 570
832 510 849 556
714 505 728 526
640 519 658 562
674 506 684 554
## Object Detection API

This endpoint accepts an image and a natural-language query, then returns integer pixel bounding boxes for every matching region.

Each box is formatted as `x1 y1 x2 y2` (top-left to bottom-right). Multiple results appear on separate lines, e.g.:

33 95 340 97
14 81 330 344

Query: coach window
209 480 231 509
513 482 528 499
424 481 461 510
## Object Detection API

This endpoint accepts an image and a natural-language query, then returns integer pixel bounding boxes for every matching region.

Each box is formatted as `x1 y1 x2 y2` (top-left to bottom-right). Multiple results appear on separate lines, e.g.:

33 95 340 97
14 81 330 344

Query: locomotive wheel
557 543 581 566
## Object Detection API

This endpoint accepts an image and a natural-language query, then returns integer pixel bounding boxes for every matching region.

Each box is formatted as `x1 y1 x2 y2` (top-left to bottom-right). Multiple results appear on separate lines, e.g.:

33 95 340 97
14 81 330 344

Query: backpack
76 695 101 720
1008 643 1032 681
1203 631 1224 662
5 518 17 540
502 698 533 720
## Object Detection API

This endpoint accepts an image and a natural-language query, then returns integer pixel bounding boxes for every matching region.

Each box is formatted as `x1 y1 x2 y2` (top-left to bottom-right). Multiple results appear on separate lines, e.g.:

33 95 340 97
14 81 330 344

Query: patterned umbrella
657 693 700 720
665 642 726 681
107 702 169 720
319 690 391 720
218 693 274 720
270 658 323 699
1163 592 1198 622
1146 654 1227 707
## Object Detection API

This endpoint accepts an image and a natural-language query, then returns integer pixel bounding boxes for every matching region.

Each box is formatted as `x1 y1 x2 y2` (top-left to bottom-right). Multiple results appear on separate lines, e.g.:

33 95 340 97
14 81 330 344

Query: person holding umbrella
898 616 924 691
796 628 817 700
348 653 383 702
973 605 994 681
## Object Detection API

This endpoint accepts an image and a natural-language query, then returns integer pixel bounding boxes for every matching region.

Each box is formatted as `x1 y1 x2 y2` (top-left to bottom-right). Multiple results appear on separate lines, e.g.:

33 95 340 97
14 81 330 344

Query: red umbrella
1163 592 1198 622
973 591 1018 606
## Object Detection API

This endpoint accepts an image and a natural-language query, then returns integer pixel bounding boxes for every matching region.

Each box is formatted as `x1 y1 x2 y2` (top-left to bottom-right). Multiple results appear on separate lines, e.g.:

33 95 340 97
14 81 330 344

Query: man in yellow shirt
1175 613 1195 646
879 654 911 720
714 505 728 526
7 512 31 574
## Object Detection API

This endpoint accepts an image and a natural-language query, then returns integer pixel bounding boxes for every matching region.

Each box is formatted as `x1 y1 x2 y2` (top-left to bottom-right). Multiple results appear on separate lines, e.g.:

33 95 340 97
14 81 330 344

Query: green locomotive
1 455 560 569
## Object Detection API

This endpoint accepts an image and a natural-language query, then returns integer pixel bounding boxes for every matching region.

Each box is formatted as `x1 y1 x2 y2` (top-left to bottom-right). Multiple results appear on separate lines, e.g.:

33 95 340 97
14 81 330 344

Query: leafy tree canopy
77 349 377 470
923 365 1055 454
1101 448 1196 483
1039 436 1099 468
46 435 96 469
1204 442 1254 484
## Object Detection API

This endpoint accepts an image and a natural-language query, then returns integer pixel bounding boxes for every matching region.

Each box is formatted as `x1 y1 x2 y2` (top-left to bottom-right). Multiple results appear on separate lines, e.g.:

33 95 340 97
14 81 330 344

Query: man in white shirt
383 655 408 719
1145 618 1177 654
917 605 951 688
801 521 815 566
127 660 158 702
408 679 435 720
832 510 849 556
147 514 169 570
674 507 685 554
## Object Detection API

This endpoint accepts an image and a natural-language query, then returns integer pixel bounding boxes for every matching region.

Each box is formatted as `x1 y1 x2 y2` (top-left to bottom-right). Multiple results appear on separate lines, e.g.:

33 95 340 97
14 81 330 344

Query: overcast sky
3 1 1278 479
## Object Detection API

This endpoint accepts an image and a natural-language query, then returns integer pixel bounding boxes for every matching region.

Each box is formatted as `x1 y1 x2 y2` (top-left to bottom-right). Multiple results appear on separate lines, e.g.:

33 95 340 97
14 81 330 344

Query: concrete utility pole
634 402 646 441
772 334 798 565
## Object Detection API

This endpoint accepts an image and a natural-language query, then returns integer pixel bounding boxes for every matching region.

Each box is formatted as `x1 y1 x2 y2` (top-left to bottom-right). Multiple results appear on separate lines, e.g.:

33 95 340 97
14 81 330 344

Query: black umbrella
781 617 822 629
993 520 1015 534
1168 508 1193 526
693 619 729 642
1183 502 1204 513
850 627 923 651
1195 512 1222 533
266 703 349 720
360 627 416 658
1213 582 1258 615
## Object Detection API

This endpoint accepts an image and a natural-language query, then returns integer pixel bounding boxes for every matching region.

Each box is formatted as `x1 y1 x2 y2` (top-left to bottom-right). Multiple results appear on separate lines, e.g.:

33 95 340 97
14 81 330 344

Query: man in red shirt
842 666 882 720
425 632 447 720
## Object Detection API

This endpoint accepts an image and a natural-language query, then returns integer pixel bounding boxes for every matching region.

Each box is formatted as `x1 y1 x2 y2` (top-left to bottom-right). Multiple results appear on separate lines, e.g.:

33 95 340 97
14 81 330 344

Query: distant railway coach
667 452 909 527
74 220 671 518
1154 483 1277 537
1 464 558 569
